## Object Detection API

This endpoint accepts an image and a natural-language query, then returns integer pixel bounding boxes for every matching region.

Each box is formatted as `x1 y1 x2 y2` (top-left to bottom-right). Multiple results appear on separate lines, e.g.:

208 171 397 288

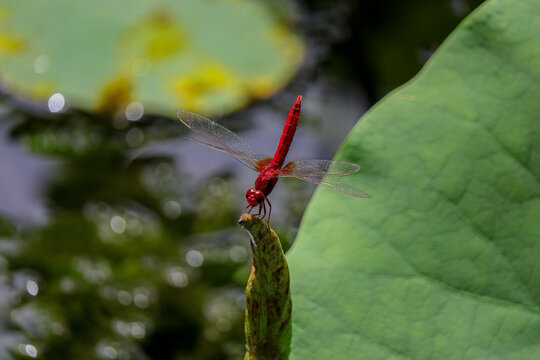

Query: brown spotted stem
239 214 291 360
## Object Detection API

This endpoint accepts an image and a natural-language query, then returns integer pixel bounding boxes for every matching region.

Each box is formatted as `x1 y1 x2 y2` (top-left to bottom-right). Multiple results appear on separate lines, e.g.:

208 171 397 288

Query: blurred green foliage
0 0 486 359
2 117 252 359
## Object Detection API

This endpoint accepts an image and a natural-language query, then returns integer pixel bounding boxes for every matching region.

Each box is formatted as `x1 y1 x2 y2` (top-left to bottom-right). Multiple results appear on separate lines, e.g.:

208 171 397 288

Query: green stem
239 214 292 360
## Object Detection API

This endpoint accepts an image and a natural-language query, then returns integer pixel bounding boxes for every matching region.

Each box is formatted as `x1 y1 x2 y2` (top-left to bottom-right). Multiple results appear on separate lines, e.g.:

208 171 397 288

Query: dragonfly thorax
254 167 279 197
246 188 265 206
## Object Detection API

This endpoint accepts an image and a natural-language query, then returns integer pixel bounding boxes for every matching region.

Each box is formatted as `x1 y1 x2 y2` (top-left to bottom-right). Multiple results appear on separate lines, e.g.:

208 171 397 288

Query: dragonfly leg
266 197 272 224
260 202 267 220
244 204 253 214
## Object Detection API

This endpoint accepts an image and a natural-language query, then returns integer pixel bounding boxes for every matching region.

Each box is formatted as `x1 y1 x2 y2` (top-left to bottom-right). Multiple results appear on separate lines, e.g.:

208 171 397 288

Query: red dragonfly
177 95 370 221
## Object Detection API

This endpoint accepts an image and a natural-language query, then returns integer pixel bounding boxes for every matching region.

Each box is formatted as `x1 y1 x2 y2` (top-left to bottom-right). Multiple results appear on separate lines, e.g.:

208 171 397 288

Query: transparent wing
188 138 272 171
279 160 361 177
296 174 371 198
178 109 271 171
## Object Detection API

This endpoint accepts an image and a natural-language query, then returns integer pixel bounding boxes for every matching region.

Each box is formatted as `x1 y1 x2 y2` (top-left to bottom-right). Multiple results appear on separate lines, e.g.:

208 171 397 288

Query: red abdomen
270 95 302 170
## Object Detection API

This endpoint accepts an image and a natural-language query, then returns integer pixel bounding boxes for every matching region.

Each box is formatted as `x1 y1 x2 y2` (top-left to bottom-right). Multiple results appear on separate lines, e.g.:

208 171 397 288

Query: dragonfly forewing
178 109 269 170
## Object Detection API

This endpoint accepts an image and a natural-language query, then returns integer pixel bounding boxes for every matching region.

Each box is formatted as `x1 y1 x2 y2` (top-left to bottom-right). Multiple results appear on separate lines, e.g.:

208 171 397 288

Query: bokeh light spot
229 245 248 262
117 290 132 305
186 250 203 267
25 280 39 296
126 127 144 147
33 54 50 74
130 322 146 338
125 101 144 121
48 93 65 113
216 318 231 332
134 293 149 308
167 267 188 287
25 344 38 358
208 177 229 197
163 200 182 219
110 215 126 234
60 277 76 293
103 345 118 359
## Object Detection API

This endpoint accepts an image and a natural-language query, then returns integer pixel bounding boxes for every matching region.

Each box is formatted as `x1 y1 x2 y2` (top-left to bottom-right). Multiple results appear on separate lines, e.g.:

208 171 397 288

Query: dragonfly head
246 188 265 206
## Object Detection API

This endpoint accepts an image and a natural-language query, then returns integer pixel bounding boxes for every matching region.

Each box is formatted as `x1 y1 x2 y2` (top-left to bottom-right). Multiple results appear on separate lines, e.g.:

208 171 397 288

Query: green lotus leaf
288 0 540 359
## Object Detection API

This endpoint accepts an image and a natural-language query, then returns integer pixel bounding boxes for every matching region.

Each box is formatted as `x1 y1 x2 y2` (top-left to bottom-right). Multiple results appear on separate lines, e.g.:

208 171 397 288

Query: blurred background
0 0 483 359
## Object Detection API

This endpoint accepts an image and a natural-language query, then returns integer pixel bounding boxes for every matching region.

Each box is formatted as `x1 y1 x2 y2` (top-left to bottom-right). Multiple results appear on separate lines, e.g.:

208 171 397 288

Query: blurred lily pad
0 0 304 116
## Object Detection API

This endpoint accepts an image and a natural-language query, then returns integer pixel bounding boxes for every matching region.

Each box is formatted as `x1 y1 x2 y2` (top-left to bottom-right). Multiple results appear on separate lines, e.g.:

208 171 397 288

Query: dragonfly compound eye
246 188 264 206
